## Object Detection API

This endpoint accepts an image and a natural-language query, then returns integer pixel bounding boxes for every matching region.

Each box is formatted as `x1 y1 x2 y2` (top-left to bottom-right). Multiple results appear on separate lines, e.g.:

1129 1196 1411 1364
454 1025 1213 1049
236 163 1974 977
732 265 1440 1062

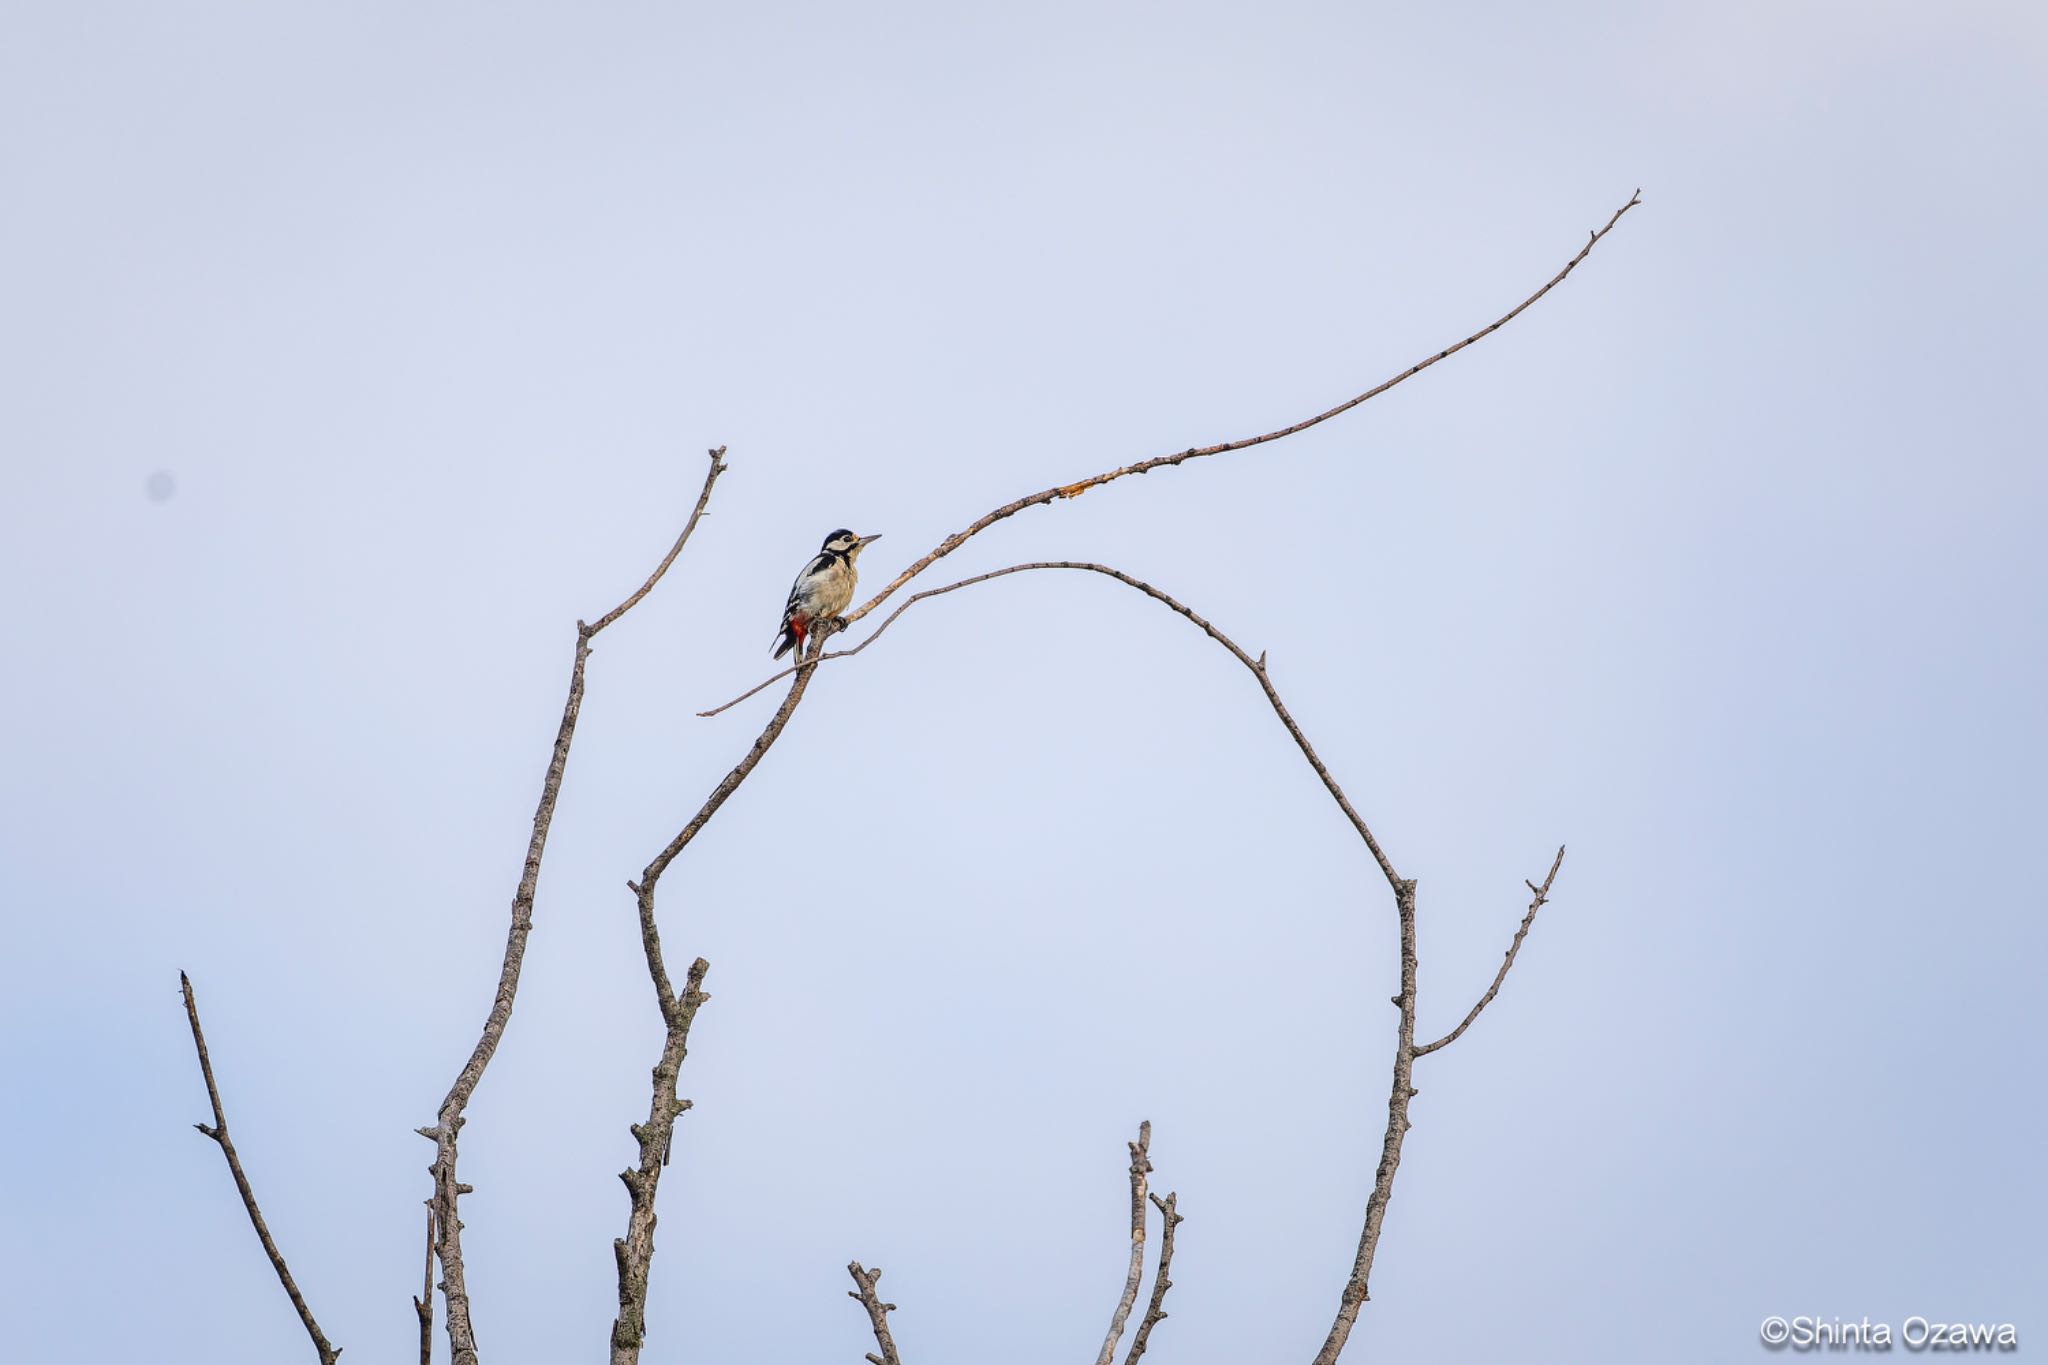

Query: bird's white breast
792 555 857 620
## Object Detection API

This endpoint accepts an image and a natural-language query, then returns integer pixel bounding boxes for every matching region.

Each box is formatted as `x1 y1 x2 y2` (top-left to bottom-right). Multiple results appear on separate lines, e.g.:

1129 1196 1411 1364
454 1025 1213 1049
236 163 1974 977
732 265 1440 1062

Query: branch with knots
846 1262 904 1365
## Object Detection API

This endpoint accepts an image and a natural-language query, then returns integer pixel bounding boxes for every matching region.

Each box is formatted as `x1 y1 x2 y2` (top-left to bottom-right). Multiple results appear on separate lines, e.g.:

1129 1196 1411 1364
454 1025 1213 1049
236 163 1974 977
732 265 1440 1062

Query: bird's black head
820 528 882 558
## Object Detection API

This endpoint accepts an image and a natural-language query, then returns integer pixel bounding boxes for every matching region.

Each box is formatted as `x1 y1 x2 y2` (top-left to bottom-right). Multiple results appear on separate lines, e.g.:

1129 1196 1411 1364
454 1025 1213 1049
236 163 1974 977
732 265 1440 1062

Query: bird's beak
858 533 883 547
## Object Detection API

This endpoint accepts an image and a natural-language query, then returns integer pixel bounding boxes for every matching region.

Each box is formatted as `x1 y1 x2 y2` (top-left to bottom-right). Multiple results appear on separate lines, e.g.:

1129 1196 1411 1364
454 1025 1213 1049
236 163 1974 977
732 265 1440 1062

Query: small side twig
1122 1191 1183 1365
180 972 342 1365
413 1207 435 1365
584 447 730 637
846 1262 903 1365
1094 1121 1153 1365
1412 846 1566 1058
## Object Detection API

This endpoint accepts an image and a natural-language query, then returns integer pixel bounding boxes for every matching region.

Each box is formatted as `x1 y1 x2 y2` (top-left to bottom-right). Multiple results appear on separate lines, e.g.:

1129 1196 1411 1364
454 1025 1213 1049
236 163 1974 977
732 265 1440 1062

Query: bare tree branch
829 192 1640 632
610 642 829 1362
846 1262 904 1365
1312 878 1418 1365
180 972 342 1365
423 447 727 1365
1122 1191 1182 1365
584 452 729 636
1095 1121 1153 1365
413 1208 435 1365
1413 846 1566 1058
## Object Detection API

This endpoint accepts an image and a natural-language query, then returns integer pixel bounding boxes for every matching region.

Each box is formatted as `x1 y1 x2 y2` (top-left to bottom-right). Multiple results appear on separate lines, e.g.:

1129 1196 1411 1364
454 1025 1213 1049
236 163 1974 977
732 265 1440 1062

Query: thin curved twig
707 561 1402 890
697 563 1077 717
585 450 729 637
846 1262 904 1365
180 972 342 1365
1095 1121 1153 1365
423 447 727 1365
1412 846 1566 1058
413 1208 434 1365
700 193 1640 726
830 192 1640 632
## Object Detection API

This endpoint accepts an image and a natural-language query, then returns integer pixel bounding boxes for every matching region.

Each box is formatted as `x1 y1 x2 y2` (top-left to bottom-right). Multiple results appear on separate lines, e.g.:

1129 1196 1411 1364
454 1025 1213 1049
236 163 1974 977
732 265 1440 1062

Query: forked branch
1122 1191 1183 1365
1095 1121 1153 1365
180 972 342 1365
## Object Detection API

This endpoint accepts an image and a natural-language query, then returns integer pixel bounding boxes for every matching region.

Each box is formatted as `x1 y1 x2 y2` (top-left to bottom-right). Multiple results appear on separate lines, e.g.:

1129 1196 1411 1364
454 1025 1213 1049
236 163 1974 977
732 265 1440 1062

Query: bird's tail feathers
772 614 807 660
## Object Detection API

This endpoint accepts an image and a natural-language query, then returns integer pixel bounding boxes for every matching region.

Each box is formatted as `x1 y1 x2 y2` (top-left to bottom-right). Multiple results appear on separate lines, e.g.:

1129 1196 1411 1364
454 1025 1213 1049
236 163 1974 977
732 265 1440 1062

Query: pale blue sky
3 2 2044 1361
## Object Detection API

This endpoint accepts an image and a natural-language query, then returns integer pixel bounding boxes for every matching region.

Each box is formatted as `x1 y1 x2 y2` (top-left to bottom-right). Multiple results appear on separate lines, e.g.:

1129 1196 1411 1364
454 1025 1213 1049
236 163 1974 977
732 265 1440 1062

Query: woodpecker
772 528 882 661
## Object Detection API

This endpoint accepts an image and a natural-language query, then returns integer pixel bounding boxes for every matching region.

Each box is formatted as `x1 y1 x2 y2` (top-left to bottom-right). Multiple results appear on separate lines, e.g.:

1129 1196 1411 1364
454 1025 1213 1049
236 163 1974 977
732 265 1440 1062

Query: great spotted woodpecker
772 529 882 660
